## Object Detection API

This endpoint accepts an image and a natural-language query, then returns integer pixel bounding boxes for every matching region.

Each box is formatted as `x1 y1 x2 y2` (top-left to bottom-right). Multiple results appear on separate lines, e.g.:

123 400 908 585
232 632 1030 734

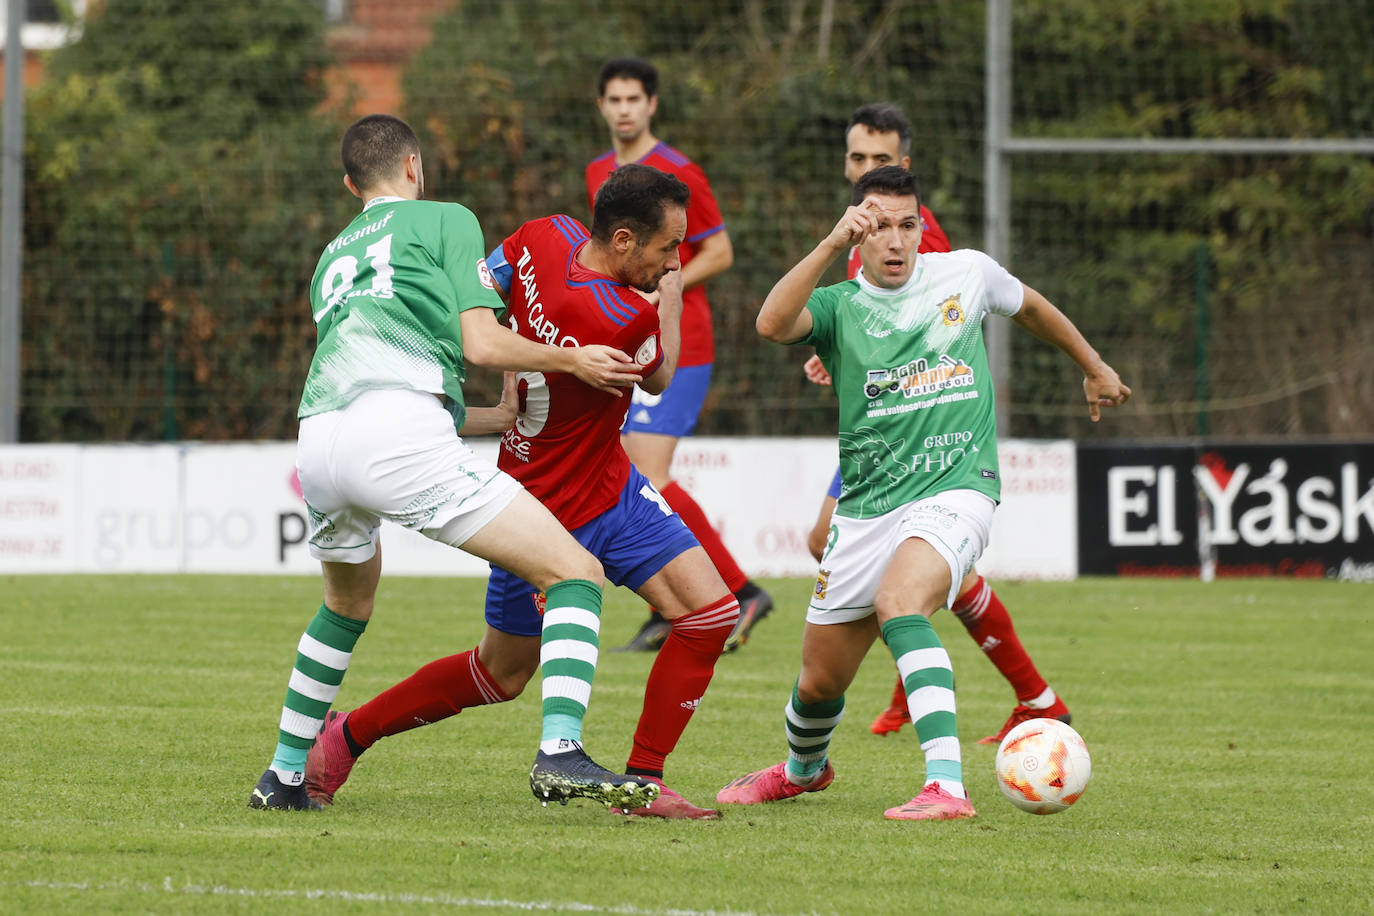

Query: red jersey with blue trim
585 141 724 367
846 204 951 278
486 215 665 530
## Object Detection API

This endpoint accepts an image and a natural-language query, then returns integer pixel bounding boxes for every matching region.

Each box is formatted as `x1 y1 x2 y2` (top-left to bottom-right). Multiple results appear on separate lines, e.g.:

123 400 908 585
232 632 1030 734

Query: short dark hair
846 102 912 158
851 165 921 208
590 164 690 244
341 114 421 192
598 57 658 98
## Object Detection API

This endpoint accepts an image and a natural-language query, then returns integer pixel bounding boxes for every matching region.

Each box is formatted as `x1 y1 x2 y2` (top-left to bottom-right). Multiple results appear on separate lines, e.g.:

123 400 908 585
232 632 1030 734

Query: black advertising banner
1077 441 1374 580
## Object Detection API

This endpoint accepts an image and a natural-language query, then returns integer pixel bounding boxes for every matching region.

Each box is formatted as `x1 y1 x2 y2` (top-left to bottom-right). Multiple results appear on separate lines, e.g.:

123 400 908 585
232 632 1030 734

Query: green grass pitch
1 574 1371 915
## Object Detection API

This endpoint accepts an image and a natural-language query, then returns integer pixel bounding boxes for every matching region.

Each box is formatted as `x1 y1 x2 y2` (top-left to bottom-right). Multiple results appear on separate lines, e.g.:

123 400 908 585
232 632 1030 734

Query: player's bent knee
477 639 539 698
795 674 846 706
553 549 603 588
491 665 536 699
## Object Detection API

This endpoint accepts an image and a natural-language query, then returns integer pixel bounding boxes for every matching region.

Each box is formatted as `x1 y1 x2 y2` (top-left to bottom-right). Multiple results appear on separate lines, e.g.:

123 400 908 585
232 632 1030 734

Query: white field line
11 878 841 916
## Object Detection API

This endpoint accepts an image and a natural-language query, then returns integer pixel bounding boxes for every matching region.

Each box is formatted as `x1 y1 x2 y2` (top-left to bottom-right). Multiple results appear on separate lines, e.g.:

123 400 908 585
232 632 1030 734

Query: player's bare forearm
759 200 881 343
456 368 519 435
1012 285 1132 421
458 405 517 436
679 230 733 289
757 242 844 343
460 308 640 395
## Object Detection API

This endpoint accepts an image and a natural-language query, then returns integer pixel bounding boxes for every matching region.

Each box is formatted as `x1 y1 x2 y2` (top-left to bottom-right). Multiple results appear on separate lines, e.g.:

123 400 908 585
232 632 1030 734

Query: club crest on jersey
939 294 965 326
532 590 547 615
477 258 495 290
635 334 659 367
814 568 830 600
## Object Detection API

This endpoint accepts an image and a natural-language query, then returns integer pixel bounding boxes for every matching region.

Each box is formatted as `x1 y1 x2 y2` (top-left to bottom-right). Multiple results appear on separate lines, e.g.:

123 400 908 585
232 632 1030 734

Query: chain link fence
5 0 1371 442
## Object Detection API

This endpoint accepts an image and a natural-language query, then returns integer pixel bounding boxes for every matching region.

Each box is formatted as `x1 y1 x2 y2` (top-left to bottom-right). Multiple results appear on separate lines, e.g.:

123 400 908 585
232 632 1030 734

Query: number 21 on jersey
315 234 395 323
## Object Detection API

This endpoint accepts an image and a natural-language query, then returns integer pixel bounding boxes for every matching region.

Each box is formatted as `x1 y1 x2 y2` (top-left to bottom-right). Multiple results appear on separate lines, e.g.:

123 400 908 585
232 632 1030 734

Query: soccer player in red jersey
804 104 1073 745
304 165 739 819
586 57 773 653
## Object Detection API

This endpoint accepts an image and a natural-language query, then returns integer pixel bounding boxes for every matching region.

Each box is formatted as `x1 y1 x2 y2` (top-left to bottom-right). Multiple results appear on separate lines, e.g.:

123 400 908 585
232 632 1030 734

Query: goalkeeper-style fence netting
8 0 1372 442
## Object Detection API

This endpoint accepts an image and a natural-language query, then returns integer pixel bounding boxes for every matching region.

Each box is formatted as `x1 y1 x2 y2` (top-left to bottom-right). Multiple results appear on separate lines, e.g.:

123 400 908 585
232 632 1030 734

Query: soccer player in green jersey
811 102 1084 744
717 166 1130 820
249 114 660 814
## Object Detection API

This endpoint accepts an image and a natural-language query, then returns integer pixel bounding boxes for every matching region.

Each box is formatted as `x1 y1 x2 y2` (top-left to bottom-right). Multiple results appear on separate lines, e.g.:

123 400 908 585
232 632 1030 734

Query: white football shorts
808 488 996 624
296 388 521 563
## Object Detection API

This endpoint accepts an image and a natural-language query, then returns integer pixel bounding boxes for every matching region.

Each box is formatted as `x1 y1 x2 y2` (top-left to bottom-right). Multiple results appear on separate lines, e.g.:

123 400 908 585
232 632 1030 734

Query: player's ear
647 94 659 118
343 174 363 200
612 226 637 253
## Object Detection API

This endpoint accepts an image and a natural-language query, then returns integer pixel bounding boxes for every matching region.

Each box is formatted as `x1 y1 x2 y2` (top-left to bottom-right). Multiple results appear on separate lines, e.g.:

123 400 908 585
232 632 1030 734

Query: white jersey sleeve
966 249 1024 317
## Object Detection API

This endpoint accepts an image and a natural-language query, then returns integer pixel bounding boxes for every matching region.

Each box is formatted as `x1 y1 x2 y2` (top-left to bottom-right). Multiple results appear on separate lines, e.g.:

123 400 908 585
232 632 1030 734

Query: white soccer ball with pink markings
994 718 1091 814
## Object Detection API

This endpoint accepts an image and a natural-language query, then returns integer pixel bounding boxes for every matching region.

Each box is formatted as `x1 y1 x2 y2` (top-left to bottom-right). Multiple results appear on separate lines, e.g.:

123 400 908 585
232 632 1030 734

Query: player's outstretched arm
1011 284 1132 422
757 199 881 344
460 307 642 396
639 269 683 395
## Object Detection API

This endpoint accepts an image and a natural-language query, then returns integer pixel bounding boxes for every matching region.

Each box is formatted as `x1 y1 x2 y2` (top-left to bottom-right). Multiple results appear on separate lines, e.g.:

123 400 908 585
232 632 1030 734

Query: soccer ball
994 718 1091 814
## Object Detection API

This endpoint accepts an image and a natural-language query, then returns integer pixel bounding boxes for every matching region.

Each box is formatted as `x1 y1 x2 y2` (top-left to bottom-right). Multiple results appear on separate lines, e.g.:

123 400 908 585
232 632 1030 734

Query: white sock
1025 687 1057 709
539 737 582 755
271 767 304 786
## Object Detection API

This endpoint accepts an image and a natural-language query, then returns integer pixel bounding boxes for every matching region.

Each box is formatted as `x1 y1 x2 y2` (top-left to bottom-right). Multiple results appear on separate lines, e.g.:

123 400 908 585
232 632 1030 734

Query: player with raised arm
718 166 1129 820
303 164 739 819
587 57 773 653
807 103 1078 744
249 114 659 814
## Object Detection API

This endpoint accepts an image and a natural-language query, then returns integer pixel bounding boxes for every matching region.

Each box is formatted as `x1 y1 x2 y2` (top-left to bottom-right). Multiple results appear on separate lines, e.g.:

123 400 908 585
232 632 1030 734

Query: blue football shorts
484 466 700 636
826 466 842 499
621 363 712 438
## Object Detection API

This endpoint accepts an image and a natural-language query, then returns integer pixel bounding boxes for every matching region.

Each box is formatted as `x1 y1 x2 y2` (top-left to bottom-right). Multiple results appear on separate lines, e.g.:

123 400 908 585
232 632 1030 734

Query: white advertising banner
668 437 840 578
0 438 1077 581
978 440 1078 580
76 445 183 572
0 446 79 572
667 437 1077 580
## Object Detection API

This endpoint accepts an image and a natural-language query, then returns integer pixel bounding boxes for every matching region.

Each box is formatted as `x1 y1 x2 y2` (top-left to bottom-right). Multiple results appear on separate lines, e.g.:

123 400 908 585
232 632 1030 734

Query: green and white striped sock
538 579 603 753
783 684 844 785
882 614 965 798
271 604 367 779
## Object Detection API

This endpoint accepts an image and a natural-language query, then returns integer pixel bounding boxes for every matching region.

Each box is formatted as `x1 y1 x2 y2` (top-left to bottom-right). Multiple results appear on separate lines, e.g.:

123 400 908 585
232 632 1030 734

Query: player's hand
1083 365 1131 422
803 354 833 387
656 268 684 301
570 344 643 396
826 197 882 250
497 371 521 428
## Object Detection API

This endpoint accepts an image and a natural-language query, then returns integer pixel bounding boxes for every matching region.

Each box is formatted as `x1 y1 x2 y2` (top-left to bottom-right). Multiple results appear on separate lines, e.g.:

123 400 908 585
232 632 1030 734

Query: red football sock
347 646 510 749
951 577 1048 702
626 595 739 774
660 481 748 593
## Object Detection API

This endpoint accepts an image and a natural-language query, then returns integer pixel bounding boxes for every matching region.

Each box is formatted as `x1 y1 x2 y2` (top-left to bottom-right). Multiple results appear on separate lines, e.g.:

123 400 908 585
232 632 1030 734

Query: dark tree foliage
404 0 1373 439
21 0 353 441
14 0 1373 441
